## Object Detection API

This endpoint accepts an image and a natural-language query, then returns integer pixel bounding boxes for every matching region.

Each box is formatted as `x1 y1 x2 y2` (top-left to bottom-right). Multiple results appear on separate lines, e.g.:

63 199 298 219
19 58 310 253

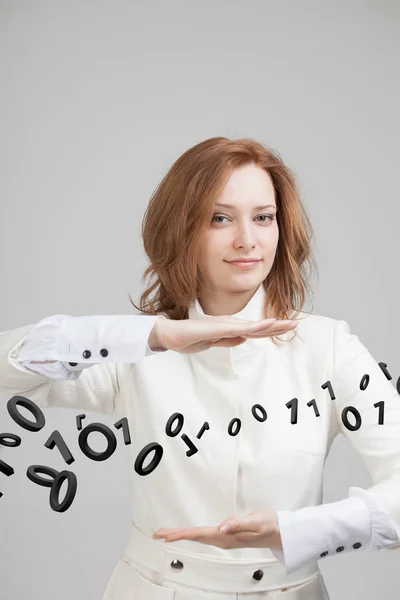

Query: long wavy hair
129 136 318 346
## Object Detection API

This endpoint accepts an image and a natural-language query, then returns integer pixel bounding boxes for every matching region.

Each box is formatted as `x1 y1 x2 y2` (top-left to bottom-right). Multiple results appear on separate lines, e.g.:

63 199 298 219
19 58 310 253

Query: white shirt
1 283 399 576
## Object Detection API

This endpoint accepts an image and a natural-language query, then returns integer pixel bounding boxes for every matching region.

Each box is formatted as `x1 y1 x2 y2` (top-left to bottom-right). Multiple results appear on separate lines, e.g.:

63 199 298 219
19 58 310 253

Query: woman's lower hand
152 509 283 550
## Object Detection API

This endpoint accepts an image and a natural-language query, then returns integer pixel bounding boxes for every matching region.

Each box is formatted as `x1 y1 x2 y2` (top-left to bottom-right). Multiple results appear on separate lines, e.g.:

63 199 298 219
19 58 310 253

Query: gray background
0 0 399 598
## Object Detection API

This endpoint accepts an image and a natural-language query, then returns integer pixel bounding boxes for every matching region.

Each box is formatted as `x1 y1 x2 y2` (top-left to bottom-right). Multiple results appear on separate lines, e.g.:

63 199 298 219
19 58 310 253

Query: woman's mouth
225 260 261 269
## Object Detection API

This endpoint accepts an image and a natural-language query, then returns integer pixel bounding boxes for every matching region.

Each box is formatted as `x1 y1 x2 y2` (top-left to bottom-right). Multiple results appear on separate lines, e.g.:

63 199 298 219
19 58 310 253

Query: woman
1 137 400 600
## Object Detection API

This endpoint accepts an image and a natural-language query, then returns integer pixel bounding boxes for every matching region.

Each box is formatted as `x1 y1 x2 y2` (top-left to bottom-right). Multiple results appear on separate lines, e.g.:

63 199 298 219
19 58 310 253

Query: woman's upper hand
149 315 298 354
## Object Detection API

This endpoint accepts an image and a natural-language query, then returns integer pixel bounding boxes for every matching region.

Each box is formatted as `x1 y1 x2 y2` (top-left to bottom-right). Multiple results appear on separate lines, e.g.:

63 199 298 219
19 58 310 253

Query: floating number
134 442 163 476
7 396 45 432
26 465 77 512
78 423 117 462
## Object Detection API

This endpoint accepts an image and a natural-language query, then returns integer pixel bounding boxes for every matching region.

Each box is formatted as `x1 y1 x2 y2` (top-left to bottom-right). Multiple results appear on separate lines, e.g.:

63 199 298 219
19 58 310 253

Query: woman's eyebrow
215 203 277 210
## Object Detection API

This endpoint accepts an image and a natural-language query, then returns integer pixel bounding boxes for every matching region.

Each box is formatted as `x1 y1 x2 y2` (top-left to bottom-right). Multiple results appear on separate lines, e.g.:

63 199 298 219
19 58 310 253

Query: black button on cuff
336 546 345 552
252 569 264 581
82 350 92 359
68 362 78 367
353 542 362 549
320 551 329 557
100 348 109 357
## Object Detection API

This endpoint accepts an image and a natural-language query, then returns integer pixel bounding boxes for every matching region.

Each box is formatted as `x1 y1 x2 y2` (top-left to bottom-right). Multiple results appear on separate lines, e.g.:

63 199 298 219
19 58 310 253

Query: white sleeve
270 318 400 575
15 314 167 380
270 489 400 575
0 314 167 415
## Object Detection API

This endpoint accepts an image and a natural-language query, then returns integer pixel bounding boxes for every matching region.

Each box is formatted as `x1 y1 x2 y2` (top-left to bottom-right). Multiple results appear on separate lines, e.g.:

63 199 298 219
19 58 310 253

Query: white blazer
1 283 400 587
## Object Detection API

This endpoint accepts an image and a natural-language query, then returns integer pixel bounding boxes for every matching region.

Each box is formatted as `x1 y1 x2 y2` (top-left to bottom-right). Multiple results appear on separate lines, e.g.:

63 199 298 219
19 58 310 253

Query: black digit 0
49 470 77 513
0 434 22 497
26 465 58 487
7 396 45 432
78 423 117 461
134 442 163 476
341 406 362 431
360 374 369 391
228 418 241 436
26 465 77 512
0 433 21 447
251 404 267 422
166 413 184 437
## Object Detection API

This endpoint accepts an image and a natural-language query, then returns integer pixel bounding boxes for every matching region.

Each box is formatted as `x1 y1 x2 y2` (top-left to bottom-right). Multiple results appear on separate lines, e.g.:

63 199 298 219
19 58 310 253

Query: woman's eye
257 215 275 222
211 215 228 223
211 214 275 223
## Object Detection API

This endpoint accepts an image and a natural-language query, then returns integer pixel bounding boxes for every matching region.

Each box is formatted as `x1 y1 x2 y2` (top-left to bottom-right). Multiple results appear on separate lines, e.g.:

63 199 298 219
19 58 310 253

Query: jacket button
100 348 109 357
82 350 91 359
353 542 362 549
336 546 345 552
170 559 184 569
320 551 329 557
252 569 264 581
68 362 78 366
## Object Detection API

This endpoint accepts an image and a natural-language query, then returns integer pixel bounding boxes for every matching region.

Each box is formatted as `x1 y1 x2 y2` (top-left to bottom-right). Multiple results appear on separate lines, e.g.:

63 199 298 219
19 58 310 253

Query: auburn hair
129 136 318 346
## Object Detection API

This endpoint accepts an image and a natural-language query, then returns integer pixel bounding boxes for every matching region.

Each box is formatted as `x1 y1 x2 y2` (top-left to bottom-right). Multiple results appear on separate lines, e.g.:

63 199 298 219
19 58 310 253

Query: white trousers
102 522 330 600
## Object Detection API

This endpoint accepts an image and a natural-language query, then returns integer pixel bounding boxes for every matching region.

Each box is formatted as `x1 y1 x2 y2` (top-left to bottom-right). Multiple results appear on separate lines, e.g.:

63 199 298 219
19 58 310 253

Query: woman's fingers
210 321 297 344
239 319 298 339
208 316 296 331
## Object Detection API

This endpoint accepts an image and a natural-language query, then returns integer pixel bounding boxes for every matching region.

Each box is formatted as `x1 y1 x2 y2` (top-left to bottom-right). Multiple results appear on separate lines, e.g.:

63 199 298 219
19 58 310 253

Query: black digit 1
196 422 210 439
321 380 336 400
286 397 298 424
306 399 320 417
7 396 45 432
26 465 77 512
0 459 14 497
44 430 75 465
374 401 385 425
76 414 86 431
114 417 131 445
78 423 117 461
0 434 22 497
181 434 198 456
378 362 392 381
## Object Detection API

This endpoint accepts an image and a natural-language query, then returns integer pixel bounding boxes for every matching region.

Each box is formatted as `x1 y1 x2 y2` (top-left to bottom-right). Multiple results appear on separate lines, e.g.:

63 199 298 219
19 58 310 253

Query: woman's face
198 164 279 296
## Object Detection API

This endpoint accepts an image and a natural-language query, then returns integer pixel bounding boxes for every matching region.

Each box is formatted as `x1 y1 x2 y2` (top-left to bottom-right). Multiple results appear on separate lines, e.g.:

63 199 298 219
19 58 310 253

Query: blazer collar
188 283 266 322
187 284 268 369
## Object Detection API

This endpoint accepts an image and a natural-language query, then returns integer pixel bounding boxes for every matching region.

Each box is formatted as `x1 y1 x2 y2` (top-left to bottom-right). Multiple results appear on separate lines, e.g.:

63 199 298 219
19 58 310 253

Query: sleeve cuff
16 314 165 363
273 496 372 575
19 360 84 381
349 486 400 549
